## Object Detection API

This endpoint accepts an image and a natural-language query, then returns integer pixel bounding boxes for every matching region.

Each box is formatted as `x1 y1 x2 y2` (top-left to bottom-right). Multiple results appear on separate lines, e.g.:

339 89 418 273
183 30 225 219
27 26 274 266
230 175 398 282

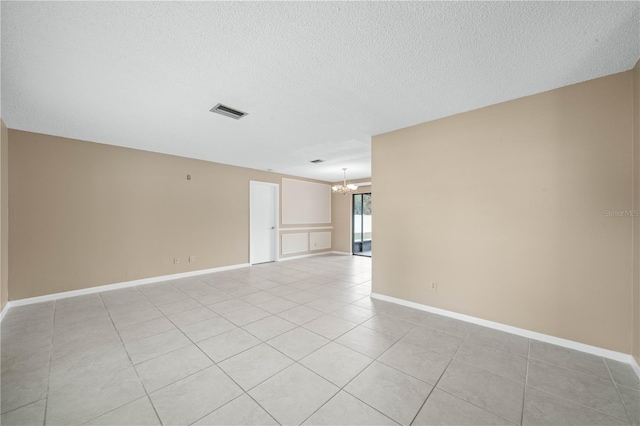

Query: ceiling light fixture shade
332 168 358 195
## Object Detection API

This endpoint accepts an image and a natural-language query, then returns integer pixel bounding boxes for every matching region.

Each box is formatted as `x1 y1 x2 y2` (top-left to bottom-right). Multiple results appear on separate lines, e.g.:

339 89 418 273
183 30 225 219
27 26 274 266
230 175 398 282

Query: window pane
353 194 363 243
363 194 372 241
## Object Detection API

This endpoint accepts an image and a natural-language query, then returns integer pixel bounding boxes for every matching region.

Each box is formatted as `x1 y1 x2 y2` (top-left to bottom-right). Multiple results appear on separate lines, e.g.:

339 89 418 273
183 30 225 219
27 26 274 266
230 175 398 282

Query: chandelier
332 168 358 195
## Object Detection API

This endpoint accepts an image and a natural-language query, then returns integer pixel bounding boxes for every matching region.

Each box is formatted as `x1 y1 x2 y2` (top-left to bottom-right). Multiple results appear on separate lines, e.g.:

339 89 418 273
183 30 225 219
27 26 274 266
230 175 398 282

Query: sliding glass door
353 193 371 257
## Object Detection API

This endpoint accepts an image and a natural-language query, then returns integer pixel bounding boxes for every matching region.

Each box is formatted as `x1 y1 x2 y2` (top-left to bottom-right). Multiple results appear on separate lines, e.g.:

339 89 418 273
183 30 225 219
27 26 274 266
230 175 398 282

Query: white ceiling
1 2 638 182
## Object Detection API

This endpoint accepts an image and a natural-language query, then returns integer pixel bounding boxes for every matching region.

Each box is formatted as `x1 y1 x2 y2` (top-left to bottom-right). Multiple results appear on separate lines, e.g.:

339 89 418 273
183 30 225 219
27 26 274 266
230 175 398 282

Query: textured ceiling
1 2 639 182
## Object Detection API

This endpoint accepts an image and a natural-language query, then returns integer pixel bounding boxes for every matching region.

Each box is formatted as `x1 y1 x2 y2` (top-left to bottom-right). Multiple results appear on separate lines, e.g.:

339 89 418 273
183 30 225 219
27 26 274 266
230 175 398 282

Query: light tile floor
1 254 639 425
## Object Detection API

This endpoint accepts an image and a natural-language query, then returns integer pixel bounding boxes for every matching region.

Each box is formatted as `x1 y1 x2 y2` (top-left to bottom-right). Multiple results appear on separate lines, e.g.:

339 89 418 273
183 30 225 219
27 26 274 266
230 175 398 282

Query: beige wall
633 60 640 364
8 130 330 301
331 183 372 254
1 119 8 311
373 71 634 353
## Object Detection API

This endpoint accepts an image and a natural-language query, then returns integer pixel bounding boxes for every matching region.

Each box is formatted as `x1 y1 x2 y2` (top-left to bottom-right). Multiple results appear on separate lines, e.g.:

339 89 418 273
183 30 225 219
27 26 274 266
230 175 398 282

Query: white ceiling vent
209 103 248 120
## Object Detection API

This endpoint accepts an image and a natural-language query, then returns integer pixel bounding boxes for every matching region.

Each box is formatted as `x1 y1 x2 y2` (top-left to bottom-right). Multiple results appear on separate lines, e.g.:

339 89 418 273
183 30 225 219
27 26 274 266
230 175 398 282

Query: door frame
249 181 280 265
352 192 372 256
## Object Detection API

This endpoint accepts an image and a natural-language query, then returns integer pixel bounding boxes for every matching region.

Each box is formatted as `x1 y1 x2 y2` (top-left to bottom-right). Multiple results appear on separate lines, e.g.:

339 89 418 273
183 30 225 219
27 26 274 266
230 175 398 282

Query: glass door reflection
352 193 371 257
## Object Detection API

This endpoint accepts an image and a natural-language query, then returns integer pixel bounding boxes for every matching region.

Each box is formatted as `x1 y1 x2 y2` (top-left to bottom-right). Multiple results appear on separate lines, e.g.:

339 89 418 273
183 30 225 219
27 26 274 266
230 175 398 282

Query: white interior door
250 181 278 264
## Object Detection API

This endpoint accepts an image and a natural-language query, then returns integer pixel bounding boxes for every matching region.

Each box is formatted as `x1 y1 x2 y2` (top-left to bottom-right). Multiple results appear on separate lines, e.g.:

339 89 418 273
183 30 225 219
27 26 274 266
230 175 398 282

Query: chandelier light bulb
332 168 357 195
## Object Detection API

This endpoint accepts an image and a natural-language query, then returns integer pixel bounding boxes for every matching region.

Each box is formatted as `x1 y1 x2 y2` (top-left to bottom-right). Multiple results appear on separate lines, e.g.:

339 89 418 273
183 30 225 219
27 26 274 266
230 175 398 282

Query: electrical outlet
174 258 179 264
431 282 438 291
189 256 195 263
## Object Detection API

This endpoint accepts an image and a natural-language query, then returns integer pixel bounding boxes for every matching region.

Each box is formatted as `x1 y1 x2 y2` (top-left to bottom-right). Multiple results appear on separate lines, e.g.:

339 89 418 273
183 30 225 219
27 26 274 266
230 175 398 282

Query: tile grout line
527 354 618 381
187 292 377 424
435 356 530 407
526 382 636 424
168 279 236 309
604 357 635 424
404 325 526 423
42 299 56 426
173 280 349 371
298 378 399 426
435 387 521 425
136 285 283 426
523 351 639 421
0 398 47 419
8 258 484 424
131 283 242 425
185 392 278 426
526 341 631 382
125 333 194 368
190 344 283 425
96 291 164 426
520 339 531 425
15 302 360 424
406 325 472 426
1 256 370 425
295 353 398 426
235 393 282 426
242 319 298 343
298 311 419 426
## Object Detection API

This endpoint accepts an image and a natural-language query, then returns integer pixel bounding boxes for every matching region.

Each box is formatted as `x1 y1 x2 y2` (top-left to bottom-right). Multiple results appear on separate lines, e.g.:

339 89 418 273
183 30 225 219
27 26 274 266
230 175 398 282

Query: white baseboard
5 263 250 310
371 292 640 374
0 302 10 321
631 356 640 379
277 251 333 262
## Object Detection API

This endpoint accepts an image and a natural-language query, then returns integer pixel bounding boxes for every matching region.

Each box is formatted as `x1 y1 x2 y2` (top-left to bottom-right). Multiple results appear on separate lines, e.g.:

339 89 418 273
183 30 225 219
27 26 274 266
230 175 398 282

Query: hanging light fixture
332 168 358 195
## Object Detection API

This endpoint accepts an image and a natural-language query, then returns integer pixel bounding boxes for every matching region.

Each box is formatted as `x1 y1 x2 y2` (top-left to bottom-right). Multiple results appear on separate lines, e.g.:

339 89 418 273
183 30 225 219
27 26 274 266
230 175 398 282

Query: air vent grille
310 159 325 164
210 103 248 120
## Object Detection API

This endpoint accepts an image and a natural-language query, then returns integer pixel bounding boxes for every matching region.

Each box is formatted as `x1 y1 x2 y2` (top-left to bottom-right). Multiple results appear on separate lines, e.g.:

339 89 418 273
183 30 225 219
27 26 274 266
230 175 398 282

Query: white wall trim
371 292 640 373
277 251 333 262
282 178 331 225
280 226 333 232
4 263 250 310
309 231 332 251
280 232 309 255
631 356 640 379
277 251 351 261
0 302 11 321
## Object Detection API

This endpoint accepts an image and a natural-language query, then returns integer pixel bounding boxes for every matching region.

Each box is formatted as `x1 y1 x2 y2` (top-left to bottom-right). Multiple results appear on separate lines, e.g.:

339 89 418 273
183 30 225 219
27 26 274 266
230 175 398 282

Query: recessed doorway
250 181 279 264
353 192 371 257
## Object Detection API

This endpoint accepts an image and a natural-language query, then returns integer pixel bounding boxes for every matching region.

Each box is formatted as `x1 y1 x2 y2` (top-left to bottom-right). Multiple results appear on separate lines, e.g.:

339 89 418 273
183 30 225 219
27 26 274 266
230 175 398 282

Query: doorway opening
352 192 371 257
250 181 279 264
